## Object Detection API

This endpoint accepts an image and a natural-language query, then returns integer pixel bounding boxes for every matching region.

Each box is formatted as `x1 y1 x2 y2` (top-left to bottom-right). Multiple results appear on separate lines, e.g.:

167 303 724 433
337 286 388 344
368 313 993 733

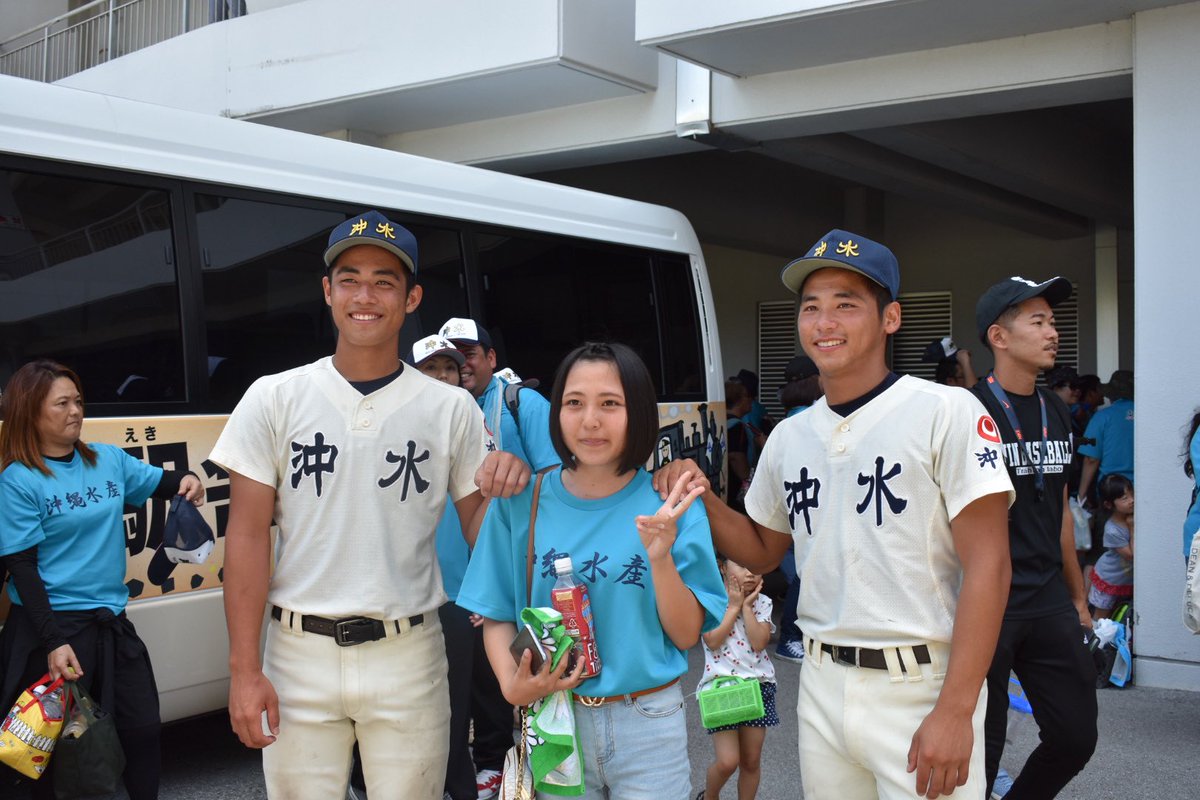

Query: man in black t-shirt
972 277 1098 799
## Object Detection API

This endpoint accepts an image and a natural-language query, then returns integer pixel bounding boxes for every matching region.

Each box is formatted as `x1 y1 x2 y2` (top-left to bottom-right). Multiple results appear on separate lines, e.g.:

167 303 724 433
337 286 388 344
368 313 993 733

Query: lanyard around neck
986 372 1049 502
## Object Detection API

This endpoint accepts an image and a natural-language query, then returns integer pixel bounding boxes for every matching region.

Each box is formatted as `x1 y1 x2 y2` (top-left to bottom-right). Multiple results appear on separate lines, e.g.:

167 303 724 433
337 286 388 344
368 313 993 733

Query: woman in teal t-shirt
0 360 204 800
458 342 726 800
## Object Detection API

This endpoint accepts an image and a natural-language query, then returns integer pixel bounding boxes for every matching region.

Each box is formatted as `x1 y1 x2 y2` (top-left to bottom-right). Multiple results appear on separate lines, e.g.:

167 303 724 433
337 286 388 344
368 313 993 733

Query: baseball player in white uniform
655 230 1014 799
211 210 529 800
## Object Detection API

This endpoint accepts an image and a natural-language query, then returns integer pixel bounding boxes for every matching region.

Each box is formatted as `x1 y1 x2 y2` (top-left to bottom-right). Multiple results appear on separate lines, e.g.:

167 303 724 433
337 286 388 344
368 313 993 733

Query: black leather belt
821 643 931 671
271 606 424 647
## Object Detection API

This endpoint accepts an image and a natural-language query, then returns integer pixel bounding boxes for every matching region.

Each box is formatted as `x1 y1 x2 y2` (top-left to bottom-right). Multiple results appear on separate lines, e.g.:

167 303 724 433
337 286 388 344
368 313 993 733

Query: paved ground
7 645 1196 799
683 645 1198 799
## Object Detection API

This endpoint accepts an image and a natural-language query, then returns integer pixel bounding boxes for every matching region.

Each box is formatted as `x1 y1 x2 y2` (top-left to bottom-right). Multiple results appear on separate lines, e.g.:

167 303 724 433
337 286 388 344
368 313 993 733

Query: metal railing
0 0 245 83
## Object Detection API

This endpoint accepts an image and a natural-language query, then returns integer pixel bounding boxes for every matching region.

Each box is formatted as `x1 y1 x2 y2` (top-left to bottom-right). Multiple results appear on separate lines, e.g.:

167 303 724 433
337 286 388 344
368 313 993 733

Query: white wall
1128 2 1200 690
703 243 797 377
885 200 1098 375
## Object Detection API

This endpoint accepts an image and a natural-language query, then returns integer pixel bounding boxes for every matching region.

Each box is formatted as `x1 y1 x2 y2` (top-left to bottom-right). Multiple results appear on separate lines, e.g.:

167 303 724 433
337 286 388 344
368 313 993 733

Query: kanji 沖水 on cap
439 317 493 349
324 210 419 274
780 229 900 300
975 276 1072 344
411 335 466 368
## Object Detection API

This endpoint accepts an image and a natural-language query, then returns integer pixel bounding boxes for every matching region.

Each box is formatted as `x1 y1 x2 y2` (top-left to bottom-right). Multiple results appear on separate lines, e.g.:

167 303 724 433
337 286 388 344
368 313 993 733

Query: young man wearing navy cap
971 277 1097 799
657 230 1013 799
211 210 530 800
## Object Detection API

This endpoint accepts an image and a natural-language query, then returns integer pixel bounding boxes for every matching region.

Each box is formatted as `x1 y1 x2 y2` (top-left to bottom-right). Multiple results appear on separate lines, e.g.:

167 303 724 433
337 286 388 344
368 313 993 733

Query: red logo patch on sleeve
977 415 1001 443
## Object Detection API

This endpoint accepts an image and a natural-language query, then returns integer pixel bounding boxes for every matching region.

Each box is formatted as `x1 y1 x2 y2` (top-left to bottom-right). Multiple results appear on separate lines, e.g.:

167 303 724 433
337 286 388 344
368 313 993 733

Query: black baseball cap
975 276 1072 345
783 355 818 381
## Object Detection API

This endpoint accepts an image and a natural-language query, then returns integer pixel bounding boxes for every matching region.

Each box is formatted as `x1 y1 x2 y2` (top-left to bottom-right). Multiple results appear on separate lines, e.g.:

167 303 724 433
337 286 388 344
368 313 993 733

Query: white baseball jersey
745 376 1014 648
209 357 488 620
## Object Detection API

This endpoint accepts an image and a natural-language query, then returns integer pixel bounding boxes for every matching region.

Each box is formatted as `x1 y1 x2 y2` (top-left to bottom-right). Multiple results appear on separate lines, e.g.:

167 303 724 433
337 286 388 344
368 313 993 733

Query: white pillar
1093 225 1119 377
1130 3 1200 690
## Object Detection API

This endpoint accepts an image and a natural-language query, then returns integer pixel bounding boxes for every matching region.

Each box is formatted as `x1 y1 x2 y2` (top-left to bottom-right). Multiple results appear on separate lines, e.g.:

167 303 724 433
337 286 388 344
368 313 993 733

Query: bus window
196 196 468 410
387 221 469 355
475 232 660 392
655 255 705 399
0 169 183 403
195 195 343 410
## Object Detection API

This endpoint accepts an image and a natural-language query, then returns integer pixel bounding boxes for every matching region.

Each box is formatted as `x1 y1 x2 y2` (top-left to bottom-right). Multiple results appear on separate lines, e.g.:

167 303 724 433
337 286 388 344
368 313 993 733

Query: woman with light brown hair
0 359 204 799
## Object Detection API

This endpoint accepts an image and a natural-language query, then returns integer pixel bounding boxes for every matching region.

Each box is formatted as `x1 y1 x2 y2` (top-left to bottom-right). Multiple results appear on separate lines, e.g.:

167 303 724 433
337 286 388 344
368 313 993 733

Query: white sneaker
476 768 502 800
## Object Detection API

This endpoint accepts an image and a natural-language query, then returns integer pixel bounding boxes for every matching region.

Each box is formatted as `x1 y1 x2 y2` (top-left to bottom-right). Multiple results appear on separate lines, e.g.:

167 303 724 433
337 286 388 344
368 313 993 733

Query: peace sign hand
635 470 706 562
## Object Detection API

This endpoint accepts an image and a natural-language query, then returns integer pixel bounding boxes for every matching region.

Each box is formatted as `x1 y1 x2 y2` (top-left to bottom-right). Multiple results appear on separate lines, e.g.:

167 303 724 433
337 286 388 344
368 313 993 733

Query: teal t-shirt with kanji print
0 444 161 614
458 467 727 697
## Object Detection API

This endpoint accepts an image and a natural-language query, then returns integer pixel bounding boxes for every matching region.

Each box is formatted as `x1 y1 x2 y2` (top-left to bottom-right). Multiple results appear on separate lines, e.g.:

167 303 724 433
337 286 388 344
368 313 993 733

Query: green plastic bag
53 682 125 799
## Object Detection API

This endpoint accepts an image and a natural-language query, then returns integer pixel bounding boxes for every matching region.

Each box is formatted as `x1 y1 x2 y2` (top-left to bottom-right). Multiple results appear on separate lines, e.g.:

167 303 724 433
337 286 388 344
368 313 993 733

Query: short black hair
1099 473 1133 509
779 376 821 410
725 379 748 407
866 280 893 316
983 304 1024 352
548 341 659 475
934 358 960 384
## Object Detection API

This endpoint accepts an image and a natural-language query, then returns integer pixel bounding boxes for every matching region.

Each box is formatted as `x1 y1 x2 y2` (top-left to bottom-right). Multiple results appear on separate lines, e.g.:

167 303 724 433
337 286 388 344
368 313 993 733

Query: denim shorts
562 681 691 800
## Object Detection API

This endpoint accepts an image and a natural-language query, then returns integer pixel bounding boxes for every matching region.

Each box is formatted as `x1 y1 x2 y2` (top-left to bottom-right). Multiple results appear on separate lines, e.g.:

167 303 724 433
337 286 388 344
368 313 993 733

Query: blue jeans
557 682 691 800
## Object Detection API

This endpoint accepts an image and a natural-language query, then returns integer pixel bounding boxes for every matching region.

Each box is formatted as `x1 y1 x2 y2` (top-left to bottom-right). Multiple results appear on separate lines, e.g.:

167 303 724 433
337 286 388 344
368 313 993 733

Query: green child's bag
698 676 765 729
53 682 125 799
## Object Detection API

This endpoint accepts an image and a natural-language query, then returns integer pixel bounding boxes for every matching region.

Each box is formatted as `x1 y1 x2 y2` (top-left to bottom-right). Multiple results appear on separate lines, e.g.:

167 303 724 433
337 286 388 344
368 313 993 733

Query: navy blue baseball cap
323 210 418 273
780 229 900 300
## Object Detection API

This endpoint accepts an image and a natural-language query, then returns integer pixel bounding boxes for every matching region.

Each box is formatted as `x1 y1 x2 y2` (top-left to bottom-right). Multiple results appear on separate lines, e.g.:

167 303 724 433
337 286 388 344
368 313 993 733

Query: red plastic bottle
550 556 602 678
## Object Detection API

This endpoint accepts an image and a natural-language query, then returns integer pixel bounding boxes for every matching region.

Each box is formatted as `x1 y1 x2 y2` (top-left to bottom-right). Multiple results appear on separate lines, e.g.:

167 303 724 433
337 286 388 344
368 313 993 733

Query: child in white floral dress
697 557 779 799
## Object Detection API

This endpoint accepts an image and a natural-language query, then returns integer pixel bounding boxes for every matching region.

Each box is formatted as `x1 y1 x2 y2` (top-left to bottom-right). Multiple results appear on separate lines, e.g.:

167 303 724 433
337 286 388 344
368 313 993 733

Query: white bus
0 75 726 721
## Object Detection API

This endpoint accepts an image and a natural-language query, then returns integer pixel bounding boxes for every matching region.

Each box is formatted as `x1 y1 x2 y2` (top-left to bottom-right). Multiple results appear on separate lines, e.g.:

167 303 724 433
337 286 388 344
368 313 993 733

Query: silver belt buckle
334 617 375 646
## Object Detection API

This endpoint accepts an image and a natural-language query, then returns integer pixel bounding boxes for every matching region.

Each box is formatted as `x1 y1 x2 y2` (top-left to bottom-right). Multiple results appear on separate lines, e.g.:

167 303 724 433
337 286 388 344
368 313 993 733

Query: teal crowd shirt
0 444 162 614
435 498 468 601
478 375 559 471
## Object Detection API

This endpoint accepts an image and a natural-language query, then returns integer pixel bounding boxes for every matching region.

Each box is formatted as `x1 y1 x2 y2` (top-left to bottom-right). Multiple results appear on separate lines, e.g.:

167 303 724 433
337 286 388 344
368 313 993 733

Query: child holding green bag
697 557 778 800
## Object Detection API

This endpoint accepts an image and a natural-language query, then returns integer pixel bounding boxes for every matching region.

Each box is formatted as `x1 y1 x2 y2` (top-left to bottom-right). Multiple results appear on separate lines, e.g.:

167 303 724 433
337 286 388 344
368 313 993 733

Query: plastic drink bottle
32 685 64 720
550 556 602 678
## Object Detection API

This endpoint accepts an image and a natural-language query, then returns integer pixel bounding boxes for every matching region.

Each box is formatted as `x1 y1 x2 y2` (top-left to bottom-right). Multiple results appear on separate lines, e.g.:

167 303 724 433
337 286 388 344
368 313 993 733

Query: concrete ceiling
532 99 1132 245
640 0 1188 77
242 62 645 135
